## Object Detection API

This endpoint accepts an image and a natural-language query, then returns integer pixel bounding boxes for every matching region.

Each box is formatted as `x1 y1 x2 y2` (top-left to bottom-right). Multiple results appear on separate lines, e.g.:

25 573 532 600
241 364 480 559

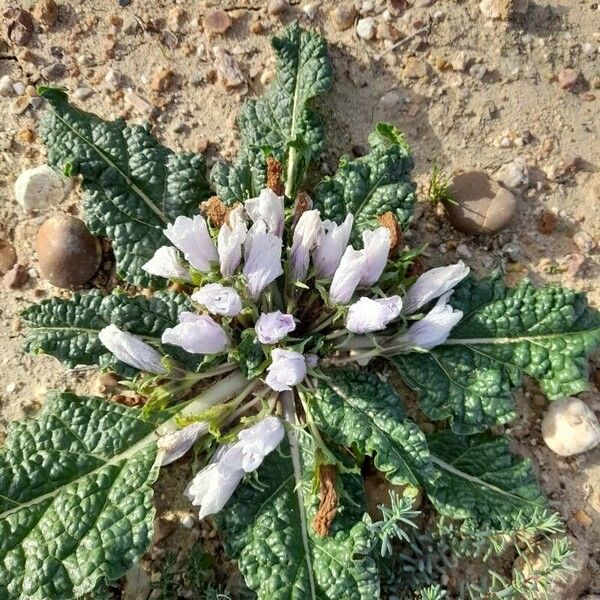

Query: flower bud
255 311 296 344
313 214 353 278
218 205 247 276
265 348 307 391
164 215 218 273
329 246 367 305
192 283 243 317
243 231 283 300
245 188 284 237
142 246 191 281
359 227 391 287
346 295 403 334
162 312 229 354
290 209 322 281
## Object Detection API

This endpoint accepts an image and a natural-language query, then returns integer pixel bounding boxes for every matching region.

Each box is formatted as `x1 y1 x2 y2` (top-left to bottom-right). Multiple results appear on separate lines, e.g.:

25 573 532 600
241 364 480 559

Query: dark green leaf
310 369 433 487
211 24 333 202
426 431 546 528
393 274 600 433
234 329 268 379
313 123 416 242
39 87 212 287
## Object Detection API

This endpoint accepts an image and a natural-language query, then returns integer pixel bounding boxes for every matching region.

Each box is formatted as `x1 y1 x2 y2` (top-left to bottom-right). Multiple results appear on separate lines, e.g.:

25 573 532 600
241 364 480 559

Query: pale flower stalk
402 260 470 315
142 246 191 281
329 246 367 305
244 188 284 237
192 284 243 317
255 311 296 344
185 416 284 519
98 324 167 374
397 292 463 350
290 209 321 281
313 214 354 278
162 312 229 354
217 205 247 276
164 215 218 272
346 296 403 334
359 227 391 287
265 348 307 391
243 231 284 300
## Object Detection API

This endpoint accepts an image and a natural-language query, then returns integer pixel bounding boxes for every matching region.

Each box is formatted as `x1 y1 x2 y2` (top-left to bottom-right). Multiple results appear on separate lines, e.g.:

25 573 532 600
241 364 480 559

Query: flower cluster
96 187 471 520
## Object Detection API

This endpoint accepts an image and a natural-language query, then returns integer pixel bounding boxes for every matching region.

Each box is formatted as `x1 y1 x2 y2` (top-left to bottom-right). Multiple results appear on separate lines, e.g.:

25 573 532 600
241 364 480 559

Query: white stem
157 370 249 436
281 390 317 600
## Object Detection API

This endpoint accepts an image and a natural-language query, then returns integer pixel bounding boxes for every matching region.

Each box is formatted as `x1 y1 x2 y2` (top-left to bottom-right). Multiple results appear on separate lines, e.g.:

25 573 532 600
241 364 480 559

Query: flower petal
265 348 307 391
255 311 296 344
290 209 322 281
243 231 283 300
192 283 243 317
402 260 470 315
329 245 367 305
245 188 284 237
164 215 218 273
98 324 167 374
161 312 229 354
359 227 391 287
313 214 354 278
141 246 191 281
218 205 247 276
234 416 285 472
158 422 208 466
346 295 403 334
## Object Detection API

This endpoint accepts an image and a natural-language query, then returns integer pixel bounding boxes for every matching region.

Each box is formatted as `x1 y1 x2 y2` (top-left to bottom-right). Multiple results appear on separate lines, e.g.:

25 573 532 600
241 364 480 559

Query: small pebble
557 68 580 91
13 82 26 96
0 239 17 275
181 514 196 529
3 264 29 289
537 210 558 234
573 230 596 254
356 17 376 41
403 56 428 79
0 75 13 96
456 243 472 258
204 9 232 35
36 214 102 288
267 0 288 17
151 67 175 92
542 397 600 457
496 157 529 189
333 5 356 30
40 62 67 81
32 0 59 27
14 164 68 211
73 87 93 100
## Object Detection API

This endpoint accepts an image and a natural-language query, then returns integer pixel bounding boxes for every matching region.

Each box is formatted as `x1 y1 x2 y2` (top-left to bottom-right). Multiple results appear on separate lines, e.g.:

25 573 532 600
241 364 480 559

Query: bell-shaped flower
255 311 296 344
98 324 167 374
232 416 285 471
399 292 463 350
265 348 307 391
243 231 283 300
359 227 391 287
346 295 403 334
313 214 354 278
290 209 322 281
142 246 191 281
192 283 243 317
185 461 244 519
329 246 367 305
245 188 284 237
164 215 218 273
402 260 470 315
158 422 208 466
162 312 229 354
185 416 284 519
218 205 247 276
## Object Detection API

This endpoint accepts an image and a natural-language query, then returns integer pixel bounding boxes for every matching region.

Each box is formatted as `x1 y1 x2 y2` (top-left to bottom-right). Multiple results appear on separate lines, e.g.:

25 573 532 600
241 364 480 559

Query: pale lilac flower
399 292 463 350
192 284 243 317
346 296 403 334
265 348 307 391
162 312 229 354
185 416 284 519
185 461 244 519
313 214 354 278
142 246 191 281
232 416 285 471
402 260 470 315
359 227 391 287
243 219 267 261
255 311 296 344
243 231 283 300
98 324 167 374
217 205 247 276
164 215 218 272
245 188 284 237
329 246 367 305
290 209 322 281
158 422 208 466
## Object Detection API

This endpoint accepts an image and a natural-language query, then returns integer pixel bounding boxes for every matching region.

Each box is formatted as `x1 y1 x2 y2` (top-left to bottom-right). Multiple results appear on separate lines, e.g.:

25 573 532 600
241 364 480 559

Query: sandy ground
0 0 599 597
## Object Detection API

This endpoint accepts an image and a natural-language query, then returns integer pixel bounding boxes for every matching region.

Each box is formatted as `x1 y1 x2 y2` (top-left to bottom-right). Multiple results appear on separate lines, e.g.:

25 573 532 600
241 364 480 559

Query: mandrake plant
2 24 599 600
